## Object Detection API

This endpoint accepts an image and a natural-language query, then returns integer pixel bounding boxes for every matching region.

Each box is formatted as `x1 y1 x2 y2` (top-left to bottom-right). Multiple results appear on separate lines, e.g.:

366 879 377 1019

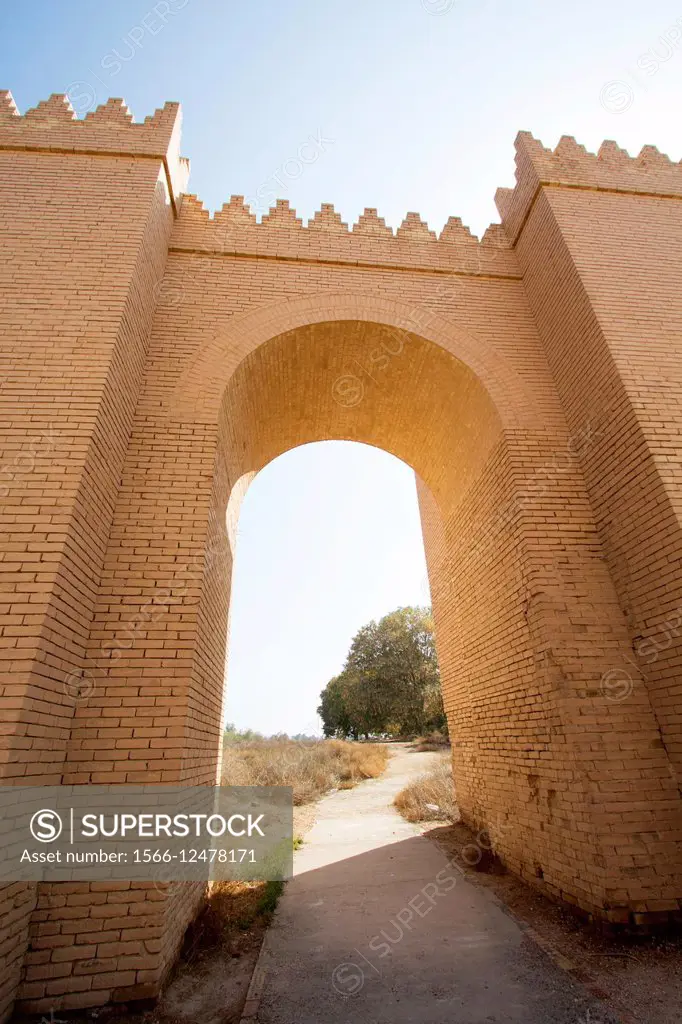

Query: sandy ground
292 802 318 842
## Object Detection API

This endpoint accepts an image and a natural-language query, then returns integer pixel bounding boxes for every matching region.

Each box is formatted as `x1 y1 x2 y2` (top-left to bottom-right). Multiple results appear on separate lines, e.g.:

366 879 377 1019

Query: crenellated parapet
9 95 678 277
0 91 189 209
171 194 519 278
496 131 682 243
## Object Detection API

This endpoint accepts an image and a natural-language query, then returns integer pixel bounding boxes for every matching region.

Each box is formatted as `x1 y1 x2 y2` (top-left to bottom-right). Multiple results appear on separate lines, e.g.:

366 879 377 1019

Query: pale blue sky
228 444 430 736
4 0 681 733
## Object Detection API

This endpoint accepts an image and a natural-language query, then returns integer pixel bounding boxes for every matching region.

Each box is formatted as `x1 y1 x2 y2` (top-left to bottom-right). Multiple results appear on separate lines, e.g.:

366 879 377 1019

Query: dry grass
221 738 389 805
394 757 459 822
200 879 284 944
411 730 450 752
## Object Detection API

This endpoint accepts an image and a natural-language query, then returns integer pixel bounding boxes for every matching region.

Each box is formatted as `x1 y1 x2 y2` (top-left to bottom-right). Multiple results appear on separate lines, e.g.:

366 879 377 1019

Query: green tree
317 606 445 739
317 675 355 738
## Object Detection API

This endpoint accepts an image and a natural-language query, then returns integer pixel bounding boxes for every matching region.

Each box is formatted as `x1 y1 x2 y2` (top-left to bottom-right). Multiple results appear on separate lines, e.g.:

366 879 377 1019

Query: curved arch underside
218 320 503 519
209 314 679 928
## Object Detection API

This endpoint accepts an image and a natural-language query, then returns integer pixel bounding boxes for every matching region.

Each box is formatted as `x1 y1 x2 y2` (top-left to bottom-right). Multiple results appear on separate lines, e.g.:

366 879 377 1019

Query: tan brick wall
0 884 34 1021
501 141 682 779
0 92 183 1017
0 95 681 1016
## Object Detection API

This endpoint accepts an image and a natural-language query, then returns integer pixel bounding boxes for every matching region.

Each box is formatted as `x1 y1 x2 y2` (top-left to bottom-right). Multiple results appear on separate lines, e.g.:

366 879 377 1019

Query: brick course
0 92 680 1017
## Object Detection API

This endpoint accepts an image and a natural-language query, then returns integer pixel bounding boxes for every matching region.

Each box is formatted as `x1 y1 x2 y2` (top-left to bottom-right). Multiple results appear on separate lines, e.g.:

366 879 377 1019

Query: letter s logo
30 809 63 843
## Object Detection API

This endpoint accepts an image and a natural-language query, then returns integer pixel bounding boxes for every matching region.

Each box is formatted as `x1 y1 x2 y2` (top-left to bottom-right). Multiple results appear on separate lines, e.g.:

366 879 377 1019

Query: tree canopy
317 606 445 739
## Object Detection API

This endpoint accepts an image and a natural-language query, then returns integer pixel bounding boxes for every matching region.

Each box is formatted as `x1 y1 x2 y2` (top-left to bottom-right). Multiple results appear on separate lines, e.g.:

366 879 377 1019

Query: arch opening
204 317 525 859
224 440 437 741
212 319 507 752
157 307 682 929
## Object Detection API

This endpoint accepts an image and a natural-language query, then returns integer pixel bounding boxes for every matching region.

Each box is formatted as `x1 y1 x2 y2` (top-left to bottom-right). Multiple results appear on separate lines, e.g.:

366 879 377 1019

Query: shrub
393 757 459 822
412 730 450 752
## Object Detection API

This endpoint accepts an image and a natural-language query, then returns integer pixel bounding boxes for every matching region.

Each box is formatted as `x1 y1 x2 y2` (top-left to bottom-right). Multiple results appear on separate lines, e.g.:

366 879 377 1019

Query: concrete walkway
255 746 618 1023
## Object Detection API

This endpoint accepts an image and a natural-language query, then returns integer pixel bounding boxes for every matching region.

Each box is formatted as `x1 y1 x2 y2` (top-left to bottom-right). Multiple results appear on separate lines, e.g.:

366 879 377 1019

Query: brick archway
62 295 676 966
171 291 534 432
1 93 681 1016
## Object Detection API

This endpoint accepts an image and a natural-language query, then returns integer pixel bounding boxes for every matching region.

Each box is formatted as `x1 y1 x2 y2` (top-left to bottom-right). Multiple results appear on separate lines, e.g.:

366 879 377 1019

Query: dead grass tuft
394 757 459 822
200 879 284 946
411 730 450 752
221 738 388 805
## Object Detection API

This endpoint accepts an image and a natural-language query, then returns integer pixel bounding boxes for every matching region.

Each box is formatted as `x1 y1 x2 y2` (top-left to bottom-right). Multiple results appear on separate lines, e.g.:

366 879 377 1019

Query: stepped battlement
496 131 682 242
0 91 188 204
2 92 679 267
171 194 517 277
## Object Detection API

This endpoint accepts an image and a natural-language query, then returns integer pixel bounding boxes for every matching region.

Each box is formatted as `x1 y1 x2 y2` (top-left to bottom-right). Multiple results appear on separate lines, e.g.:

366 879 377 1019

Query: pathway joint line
239 960 268 1022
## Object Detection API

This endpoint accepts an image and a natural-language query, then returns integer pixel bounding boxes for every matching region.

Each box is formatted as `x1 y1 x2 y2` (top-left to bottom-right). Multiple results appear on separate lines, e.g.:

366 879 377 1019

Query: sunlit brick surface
0 92 681 1016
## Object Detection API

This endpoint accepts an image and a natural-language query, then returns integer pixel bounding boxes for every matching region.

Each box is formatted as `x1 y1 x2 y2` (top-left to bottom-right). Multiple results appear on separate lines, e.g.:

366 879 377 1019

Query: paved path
255 746 618 1023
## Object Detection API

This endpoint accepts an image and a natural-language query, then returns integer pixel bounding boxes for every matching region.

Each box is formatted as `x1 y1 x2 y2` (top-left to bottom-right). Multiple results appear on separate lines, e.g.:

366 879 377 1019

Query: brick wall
500 138 682 780
0 95 680 1016
0 92 184 1017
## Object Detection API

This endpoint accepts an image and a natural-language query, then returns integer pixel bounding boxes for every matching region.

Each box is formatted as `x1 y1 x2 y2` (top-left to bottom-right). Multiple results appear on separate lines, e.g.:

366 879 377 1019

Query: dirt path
252 744 619 1023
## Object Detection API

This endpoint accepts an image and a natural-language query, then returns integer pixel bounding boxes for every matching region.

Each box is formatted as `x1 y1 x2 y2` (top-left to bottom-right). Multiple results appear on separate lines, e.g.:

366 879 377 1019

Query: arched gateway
1 91 681 1016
